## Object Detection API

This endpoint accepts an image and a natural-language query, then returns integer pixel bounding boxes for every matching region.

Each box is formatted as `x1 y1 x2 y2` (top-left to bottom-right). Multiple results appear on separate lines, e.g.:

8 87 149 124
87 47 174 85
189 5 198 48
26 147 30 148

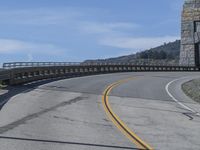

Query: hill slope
85 40 180 64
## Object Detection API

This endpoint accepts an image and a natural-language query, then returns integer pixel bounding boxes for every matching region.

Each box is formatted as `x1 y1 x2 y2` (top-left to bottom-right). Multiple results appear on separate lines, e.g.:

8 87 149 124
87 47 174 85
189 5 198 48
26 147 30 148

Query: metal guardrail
1 62 200 85
3 62 82 69
3 61 186 69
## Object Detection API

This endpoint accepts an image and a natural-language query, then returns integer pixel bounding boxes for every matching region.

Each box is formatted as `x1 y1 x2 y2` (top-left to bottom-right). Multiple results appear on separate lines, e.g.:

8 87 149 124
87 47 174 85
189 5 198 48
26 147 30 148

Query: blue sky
0 0 184 65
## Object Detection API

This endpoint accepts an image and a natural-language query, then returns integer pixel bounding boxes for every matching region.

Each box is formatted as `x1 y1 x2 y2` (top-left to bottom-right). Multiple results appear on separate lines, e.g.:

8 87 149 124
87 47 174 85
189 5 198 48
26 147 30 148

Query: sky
0 0 185 65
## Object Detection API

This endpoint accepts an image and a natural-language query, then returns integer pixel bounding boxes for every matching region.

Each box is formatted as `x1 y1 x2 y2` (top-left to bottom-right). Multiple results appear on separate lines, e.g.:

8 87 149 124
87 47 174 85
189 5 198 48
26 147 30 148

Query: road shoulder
182 78 200 104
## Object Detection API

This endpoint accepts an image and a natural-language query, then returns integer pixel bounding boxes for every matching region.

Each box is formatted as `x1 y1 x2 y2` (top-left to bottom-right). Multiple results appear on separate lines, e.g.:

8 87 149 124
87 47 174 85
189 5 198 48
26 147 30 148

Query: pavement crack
53 115 112 127
53 116 75 122
0 96 86 134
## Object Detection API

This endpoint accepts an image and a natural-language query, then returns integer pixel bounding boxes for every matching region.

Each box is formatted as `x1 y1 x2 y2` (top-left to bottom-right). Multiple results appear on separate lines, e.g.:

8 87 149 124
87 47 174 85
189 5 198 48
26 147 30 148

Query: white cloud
0 39 64 55
99 36 179 51
0 8 82 25
0 6 181 61
79 22 140 34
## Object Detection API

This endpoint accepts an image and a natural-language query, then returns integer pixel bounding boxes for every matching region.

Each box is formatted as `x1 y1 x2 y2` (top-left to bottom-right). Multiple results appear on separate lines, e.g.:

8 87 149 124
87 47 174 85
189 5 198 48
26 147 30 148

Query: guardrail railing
3 62 82 69
3 61 185 69
1 62 200 85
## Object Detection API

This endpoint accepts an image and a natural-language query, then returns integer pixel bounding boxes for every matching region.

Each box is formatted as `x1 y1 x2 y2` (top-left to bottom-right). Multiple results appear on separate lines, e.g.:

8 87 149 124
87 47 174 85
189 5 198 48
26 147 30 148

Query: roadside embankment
182 78 200 103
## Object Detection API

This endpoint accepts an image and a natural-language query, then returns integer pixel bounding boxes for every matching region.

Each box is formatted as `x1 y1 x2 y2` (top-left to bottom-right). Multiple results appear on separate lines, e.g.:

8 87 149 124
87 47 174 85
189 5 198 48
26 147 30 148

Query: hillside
84 40 180 65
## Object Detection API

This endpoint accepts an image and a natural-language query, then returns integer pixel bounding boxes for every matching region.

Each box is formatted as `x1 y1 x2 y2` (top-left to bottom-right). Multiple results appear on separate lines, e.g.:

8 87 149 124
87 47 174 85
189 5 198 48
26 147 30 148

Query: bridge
0 62 200 85
0 63 200 150
0 61 200 150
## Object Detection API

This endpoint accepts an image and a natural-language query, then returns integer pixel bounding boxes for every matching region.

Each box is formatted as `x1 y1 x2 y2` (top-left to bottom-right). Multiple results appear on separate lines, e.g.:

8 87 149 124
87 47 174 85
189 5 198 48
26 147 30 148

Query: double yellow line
102 77 154 150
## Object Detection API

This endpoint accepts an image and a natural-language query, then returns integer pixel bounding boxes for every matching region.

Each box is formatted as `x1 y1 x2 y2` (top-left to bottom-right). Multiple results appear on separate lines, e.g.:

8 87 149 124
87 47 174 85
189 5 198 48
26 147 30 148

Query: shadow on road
0 77 69 110
0 135 140 150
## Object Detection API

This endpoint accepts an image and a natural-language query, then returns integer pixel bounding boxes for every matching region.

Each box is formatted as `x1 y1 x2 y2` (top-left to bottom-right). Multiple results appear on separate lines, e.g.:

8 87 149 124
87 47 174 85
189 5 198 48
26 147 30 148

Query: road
0 72 200 150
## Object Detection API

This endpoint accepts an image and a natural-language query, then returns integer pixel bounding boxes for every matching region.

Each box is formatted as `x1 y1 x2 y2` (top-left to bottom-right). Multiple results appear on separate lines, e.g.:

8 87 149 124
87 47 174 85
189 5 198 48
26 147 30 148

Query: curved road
0 72 200 150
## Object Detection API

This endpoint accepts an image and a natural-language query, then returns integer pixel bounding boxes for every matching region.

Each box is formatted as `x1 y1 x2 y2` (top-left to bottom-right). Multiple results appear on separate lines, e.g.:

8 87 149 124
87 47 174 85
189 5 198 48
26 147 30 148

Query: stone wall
180 0 200 66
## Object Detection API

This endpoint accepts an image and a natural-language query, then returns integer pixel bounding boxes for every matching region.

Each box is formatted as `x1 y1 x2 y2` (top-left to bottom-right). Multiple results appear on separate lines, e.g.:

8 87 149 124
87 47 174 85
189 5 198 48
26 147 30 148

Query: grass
182 78 200 103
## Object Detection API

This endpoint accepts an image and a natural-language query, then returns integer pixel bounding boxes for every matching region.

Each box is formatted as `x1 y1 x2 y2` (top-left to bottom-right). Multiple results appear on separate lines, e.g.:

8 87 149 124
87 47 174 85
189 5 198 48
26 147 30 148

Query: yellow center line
102 77 154 150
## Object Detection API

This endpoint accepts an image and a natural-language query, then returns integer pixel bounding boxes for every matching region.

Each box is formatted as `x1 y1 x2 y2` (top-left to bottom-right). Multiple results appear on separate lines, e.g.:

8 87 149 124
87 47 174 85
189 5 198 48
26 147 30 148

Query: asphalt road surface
0 72 200 150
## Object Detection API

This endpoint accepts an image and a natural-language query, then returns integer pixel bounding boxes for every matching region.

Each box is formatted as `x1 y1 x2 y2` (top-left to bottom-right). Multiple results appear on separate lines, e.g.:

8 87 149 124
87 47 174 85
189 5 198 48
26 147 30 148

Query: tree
159 50 167 59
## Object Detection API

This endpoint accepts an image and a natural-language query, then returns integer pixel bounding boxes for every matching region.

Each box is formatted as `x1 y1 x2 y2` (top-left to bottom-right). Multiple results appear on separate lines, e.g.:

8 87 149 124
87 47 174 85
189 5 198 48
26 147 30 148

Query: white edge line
165 77 200 116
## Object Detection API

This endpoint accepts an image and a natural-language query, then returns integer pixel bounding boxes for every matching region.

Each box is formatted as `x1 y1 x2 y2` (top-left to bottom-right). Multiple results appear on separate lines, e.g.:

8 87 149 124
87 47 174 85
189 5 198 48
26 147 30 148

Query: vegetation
135 40 180 60
138 50 168 59
84 40 180 65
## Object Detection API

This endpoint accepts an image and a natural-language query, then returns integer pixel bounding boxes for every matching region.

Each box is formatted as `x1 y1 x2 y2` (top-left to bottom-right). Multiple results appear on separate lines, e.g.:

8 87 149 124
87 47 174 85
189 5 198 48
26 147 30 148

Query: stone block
180 0 200 66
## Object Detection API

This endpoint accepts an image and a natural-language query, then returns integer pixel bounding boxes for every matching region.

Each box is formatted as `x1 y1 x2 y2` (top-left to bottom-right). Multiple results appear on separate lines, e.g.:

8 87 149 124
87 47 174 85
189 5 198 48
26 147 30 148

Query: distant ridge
84 40 180 64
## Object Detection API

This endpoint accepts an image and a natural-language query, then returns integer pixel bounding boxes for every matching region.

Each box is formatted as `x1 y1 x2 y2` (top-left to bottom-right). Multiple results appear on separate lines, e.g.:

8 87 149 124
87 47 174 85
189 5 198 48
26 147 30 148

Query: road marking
102 77 154 150
165 78 200 116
